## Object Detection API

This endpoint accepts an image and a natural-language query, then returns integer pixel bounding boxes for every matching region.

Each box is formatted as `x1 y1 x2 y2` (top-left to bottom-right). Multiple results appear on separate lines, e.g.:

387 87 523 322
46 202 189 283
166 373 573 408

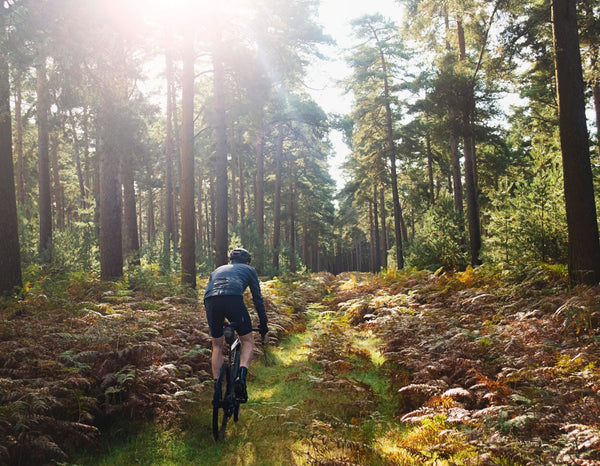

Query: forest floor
2 266 600 465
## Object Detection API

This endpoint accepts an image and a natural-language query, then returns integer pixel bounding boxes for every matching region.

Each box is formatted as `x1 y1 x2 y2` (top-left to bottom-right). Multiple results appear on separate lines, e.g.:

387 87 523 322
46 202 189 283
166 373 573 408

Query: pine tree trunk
289 163 297 273
449 118 464 221
180 22 196 286
552 0 600 285
375 32 404 269
369 199 376 272
37 62 52 260
15 81 24 206
99 102 123 281
373 185 381 271
0 20 22 293
69 110 87 208
463 130 481 265
379 184 388 269
272 130 283 272
51 133 65 228
425 114 435 205
254 131 265 272
457 11 482 266
122 153 139 266
165 49 176 252
146 159 155 243
213 32 228 268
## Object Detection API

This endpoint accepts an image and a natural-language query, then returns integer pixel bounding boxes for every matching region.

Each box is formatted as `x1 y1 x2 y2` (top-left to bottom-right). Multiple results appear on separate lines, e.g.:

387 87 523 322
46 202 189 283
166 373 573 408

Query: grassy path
76 303 404 465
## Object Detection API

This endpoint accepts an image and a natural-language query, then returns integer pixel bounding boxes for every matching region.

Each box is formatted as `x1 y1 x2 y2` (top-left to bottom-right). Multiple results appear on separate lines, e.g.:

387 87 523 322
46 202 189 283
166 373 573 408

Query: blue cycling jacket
203 263 267 322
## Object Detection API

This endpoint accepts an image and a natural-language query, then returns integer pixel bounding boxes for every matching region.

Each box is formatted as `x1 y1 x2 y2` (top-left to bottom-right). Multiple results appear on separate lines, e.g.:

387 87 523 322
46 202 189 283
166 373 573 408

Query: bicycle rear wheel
231 345 241 422
212 363 230 441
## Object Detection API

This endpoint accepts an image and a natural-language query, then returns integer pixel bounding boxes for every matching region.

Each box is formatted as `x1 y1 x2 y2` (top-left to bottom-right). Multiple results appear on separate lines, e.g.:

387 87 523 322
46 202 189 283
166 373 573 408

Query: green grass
69 298 477 466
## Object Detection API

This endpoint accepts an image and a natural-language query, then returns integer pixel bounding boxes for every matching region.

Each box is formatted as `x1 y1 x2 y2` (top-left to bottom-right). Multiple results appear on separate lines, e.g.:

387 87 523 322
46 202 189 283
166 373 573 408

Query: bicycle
212 322 263 441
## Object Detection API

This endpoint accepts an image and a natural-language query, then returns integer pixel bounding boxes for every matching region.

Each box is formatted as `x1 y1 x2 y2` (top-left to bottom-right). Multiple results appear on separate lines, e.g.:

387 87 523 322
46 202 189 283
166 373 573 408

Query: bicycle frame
212 322 242 441
212 323 262 441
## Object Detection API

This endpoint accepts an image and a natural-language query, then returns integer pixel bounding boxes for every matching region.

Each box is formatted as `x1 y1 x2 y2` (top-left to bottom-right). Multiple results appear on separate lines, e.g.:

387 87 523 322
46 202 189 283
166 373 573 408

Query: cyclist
204 248 269 403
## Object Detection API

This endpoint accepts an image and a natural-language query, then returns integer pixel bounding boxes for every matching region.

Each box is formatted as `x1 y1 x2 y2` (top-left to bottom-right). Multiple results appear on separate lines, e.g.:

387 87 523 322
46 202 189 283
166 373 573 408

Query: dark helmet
229 248 251 264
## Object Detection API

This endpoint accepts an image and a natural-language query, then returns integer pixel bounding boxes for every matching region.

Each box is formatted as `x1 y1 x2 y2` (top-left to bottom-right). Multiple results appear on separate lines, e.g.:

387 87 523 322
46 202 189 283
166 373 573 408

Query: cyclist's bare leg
211 336 225 379
239 332 255 369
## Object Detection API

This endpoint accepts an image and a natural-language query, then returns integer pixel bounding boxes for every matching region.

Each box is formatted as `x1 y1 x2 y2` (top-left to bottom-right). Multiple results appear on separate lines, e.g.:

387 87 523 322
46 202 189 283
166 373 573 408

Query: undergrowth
3 265 600 465
0 268 320 465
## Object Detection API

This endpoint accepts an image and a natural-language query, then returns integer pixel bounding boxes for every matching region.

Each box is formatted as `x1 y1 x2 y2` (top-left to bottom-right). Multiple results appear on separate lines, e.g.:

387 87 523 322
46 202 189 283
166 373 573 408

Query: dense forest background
2 0 600 291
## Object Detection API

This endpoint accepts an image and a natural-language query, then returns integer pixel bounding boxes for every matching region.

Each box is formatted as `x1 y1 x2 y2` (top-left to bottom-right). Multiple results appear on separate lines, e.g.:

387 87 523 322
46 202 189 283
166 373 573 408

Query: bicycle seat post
223 324 235 346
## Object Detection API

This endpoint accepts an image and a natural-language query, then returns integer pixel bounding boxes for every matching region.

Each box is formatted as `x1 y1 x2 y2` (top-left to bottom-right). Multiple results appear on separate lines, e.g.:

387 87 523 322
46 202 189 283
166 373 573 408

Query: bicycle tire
212 362 229 441
232 345 241 422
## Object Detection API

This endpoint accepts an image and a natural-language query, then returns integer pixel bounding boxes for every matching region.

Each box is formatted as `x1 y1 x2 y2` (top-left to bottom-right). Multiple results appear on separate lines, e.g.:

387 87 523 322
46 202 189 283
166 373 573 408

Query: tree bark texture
15 81 24 206
99 102 123 280
254 132 265 273
37 62 52 260
180 22 196 287
552 0 600 285
272 130 283 272
122 152 140 266
0 21 22 294
213 31 228 268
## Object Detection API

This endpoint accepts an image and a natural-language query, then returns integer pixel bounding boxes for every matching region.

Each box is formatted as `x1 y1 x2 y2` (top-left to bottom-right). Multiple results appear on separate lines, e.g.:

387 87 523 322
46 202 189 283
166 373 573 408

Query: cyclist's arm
248 269 267 323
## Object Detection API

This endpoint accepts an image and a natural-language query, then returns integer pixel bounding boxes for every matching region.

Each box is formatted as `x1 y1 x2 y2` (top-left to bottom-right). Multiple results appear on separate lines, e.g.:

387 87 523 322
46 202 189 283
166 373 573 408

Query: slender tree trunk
457 11 482 266
15 81 24 206
289 163 297 273
373 185 380 270
425 114 435 205
37 62 52 260
51 133 65 228
372 27 404 269
99 102 123 280
302 224 309 270
122 152 139 266
82 107 91 196
165 49 176 255
213 30 228 268
449 118 464 221
196 174 204 246
170 77 180 246
231 125 238 228
272 130 283 272
552 0 600 285
254 131 265 272
68 109 87 208
368 199 376 272
0 19 22 293
146 160 155 243
180 21 196 287
379 183 388 269
463 116 481 265
239 148 246 233
138 191 143 248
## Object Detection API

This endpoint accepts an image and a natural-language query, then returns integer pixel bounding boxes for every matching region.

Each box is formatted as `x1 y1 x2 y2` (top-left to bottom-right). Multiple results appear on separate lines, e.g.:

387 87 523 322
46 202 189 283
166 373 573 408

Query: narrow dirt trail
79 297 402 465
188 302 400 465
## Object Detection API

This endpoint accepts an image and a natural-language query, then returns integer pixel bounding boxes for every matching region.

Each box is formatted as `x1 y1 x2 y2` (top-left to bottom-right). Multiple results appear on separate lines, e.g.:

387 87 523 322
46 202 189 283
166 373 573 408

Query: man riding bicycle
204 248 269 403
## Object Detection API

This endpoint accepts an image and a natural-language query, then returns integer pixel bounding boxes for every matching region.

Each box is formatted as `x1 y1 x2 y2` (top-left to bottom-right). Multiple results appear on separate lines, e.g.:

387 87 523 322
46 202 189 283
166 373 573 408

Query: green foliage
483 143 567 266
51 220 100 274
405 198 468 271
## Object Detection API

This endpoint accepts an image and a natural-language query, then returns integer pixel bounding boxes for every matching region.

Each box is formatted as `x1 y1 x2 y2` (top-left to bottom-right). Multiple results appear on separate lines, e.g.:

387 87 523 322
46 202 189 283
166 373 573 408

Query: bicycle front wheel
212 362 230 441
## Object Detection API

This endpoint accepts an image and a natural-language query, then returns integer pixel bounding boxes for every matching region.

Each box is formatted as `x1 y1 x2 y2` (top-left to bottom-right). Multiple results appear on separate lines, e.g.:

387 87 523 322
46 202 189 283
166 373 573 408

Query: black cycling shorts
204 295 252 338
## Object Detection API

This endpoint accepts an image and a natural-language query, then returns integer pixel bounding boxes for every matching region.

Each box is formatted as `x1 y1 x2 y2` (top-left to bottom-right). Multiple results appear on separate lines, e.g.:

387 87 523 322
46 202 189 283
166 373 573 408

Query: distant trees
1 0 336 286
2 0 600 286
